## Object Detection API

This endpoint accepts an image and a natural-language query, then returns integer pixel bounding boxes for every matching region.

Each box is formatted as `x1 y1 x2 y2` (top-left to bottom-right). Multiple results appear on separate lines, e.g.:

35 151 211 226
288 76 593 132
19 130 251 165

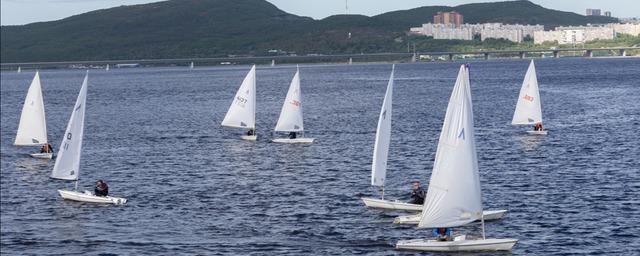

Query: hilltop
0 0 618 62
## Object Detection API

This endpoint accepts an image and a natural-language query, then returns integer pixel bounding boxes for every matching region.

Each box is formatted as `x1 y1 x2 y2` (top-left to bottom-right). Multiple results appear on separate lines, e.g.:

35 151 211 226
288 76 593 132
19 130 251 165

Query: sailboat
272 66 314 144
105 64 110 71
17 66 22 73
360 66 508 221
221 65 257 141
51 73 127 205
360 65 418 210
14 71 52 159
396 65 516 252
271 59 275 67
512 60 546 135
190 61 195 69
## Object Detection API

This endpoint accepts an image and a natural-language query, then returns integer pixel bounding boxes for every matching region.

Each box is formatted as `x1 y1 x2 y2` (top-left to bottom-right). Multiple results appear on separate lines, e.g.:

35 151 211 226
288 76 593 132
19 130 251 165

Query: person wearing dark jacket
95 180 109 197
40 143 53 153
288 132 297 139
408 180 426 205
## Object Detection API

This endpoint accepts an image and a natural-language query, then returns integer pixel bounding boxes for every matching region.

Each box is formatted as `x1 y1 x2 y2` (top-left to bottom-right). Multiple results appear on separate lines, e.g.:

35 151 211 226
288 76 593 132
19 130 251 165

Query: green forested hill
0 0 618 62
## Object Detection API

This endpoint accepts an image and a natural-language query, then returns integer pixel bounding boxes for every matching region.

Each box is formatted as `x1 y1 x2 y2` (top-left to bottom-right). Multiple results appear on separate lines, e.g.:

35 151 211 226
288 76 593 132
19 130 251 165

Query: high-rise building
586 9 601 16
604 11 612 17
433 11 464 27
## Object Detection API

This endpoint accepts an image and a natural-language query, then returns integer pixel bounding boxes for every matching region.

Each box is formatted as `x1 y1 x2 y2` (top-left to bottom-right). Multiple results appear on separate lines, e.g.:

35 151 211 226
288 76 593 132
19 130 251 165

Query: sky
1 0 639 26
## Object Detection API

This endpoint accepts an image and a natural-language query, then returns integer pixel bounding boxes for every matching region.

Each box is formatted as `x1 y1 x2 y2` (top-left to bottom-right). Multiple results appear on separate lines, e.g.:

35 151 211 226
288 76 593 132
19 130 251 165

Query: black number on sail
67 133 72 140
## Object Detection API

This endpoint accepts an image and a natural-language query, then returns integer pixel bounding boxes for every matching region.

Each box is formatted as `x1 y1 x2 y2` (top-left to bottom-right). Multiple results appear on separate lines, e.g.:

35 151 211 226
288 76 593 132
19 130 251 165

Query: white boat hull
394 209 507 224
396 237 517 252
30 153 53 159
272 138 315 144
527 130 548 135
241 135 257 141
361 197 422 211
58 190 127 205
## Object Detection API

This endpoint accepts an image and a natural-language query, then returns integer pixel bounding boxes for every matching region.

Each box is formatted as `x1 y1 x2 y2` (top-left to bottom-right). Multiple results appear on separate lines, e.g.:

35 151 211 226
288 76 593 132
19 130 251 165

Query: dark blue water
1 58 639 255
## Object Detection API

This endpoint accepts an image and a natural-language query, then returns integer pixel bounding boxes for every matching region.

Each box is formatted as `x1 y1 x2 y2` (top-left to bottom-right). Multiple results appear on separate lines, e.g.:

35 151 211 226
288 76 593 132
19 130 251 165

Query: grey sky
1 0 638 26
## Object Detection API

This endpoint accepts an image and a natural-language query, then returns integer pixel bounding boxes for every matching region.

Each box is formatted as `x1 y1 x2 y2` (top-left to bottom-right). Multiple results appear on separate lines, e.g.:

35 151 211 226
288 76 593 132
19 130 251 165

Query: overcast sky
1 0 638 26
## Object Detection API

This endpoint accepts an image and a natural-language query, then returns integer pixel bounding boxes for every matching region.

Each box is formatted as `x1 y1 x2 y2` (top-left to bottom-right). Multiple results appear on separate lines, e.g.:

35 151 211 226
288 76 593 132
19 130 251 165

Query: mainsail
371 65 394 187
51 74 88 181
274 67 304 132
221 65 257 129
512 60 542 125
15 72 48 146
418 65 483 228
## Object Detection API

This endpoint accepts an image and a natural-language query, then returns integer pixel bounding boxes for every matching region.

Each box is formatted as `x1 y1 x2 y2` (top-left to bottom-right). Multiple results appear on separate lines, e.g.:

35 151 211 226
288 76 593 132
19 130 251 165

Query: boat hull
272 138 315 144
393 209 507 224
241 135 257 141
396 238 517 252
58 190 127 205
361 197 422 211
527 130 548 135
30 153 53 159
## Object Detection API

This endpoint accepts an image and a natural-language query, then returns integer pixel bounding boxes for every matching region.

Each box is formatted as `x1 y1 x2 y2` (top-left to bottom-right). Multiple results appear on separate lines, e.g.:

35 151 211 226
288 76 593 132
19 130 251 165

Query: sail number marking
235 96 248 106
523 95 534 102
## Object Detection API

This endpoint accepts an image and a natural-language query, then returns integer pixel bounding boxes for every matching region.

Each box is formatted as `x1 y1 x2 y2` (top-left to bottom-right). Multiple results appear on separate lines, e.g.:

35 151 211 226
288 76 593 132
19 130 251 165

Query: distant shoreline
2 48 638 71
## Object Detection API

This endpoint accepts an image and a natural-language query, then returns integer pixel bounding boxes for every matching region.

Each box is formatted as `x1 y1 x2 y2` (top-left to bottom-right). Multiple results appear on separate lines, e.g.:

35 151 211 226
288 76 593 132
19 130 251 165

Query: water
1 58 639 255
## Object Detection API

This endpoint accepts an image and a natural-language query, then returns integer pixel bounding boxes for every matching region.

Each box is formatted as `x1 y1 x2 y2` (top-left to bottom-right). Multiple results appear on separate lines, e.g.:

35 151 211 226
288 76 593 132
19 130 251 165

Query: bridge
1 47 638 69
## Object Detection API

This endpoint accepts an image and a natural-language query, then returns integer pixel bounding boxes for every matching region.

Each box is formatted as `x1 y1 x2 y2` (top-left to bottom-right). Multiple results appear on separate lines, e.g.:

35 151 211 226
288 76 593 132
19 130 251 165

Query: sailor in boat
40 143 53 154
288 132 297 139
533 122 544 131
408 180 426 205
95 180 109 197
247 129 255 136
432 227 452 241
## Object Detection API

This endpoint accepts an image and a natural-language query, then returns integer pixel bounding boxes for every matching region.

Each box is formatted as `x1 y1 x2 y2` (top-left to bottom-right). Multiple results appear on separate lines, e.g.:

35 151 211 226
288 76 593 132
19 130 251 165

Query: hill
0 0 619 62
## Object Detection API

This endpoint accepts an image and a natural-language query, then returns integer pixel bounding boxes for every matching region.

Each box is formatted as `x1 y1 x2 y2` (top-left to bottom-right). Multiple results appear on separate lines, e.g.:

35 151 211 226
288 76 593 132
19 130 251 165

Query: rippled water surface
1 58 639 255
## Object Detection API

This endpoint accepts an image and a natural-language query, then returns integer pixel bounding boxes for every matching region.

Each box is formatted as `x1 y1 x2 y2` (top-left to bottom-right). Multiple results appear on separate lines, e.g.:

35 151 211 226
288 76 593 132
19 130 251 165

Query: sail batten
512 60 542 125
274 68 305 132
51 74 88 181
418 65 483 228
371 65 394 187
221 65 256 129
15 72 48 146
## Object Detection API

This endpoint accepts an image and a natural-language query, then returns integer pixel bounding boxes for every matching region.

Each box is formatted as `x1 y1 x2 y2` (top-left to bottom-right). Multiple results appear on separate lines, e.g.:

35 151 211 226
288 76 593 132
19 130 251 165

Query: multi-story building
410 22 543 43
534 25 616 44
417 23 473 40
604 11 612 17
586 9 601 16
481 28 523 42
607 23 640 36
433 11 464 27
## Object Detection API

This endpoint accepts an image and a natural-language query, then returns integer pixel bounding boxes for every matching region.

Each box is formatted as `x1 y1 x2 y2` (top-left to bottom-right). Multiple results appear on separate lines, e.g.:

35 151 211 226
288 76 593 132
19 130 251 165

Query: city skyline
1 0 639 26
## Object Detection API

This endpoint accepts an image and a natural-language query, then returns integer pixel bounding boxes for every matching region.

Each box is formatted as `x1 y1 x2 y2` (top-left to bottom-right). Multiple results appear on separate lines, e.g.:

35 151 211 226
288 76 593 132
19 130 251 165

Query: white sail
14 72 48 146
106 64 110 71
190 62 194 69
17 67 21 73
371 65 394 187
512 60 542 125
51 73 88 181
221 65 256 129
274 67 304 132
418 65 483 228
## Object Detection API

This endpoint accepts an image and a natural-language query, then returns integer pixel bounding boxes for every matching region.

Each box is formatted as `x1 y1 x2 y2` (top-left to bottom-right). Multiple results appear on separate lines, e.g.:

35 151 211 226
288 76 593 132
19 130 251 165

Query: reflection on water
514 133 545 151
